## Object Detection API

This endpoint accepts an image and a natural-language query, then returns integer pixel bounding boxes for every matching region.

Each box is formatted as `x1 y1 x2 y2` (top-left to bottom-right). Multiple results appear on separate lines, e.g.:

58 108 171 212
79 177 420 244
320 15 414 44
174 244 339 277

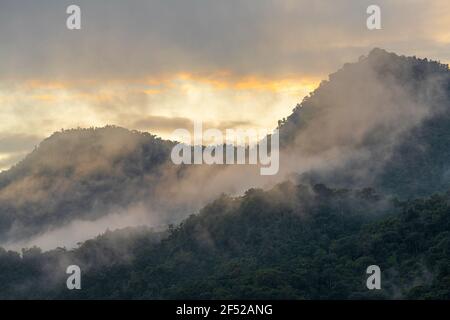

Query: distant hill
0 126 174 241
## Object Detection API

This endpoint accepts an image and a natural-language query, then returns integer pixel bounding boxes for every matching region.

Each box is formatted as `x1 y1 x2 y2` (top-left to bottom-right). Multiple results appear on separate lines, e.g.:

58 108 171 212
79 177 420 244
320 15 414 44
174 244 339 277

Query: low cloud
1 203 157 252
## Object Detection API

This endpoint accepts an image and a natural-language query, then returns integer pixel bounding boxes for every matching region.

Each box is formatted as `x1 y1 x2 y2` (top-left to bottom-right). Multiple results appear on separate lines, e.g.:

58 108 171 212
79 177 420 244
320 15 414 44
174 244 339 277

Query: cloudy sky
0 0 449 170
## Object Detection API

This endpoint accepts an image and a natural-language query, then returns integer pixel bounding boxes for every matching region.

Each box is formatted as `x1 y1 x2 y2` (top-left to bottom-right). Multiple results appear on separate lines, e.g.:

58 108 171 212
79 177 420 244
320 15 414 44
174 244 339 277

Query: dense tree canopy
0 182 448 299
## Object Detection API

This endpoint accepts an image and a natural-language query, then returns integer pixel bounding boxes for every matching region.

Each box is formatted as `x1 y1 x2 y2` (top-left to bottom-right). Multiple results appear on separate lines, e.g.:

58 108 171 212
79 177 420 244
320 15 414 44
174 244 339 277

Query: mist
1 49 449 252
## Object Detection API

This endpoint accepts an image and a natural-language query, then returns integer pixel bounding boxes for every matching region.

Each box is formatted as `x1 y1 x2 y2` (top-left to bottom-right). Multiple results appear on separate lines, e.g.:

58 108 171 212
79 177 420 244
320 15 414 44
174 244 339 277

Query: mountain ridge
1 48 450 244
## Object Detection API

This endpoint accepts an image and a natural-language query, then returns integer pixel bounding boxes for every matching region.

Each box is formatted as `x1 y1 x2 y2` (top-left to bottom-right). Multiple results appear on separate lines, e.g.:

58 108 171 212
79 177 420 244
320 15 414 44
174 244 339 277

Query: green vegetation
279 48 450 198
0 182 448 299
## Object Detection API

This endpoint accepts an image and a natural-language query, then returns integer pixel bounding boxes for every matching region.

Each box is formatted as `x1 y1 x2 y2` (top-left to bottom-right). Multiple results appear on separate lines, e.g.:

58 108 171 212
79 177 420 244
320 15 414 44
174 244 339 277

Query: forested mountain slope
0 182 449 299
279 48 450 197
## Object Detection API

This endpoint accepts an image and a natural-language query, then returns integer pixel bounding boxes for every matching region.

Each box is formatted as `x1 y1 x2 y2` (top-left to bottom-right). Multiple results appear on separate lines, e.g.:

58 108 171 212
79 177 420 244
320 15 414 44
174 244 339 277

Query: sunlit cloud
0 73 319 171
0 0 449 170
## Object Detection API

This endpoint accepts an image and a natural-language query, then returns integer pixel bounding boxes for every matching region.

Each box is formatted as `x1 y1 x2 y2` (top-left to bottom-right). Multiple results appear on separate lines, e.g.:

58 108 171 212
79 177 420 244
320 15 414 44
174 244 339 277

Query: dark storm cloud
1 0 447 81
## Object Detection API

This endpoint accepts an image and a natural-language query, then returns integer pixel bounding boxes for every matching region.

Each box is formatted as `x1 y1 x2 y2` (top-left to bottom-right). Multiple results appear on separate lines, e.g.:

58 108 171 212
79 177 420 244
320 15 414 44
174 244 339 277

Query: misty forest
0 49 450 299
